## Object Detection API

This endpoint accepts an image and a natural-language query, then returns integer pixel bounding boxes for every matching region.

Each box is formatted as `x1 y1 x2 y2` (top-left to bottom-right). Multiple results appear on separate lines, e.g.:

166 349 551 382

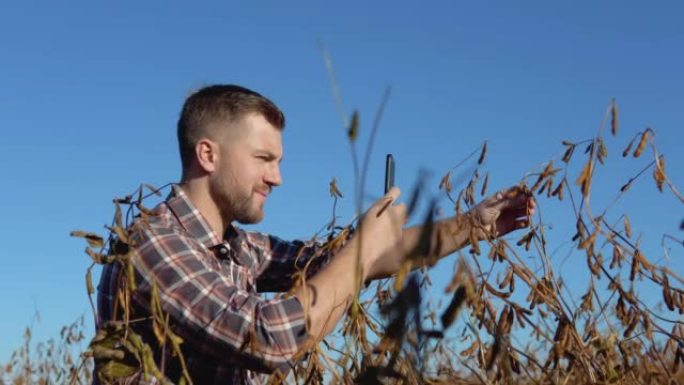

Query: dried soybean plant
71 95 684 385
70 183 194 385
288 95 684 384
357 99 684 385
3 97 683 385
0 315 91 385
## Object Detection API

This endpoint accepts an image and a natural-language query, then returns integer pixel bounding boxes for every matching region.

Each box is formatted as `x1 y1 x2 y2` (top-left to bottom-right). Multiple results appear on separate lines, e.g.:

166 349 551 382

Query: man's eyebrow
255 150 282 162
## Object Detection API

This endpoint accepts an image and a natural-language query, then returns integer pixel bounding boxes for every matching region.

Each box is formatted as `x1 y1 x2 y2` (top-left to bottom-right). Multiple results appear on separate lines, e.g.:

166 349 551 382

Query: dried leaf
86 269 95 295
562 145 575 164
635 249 652 271
485 338 501 371
480 172 489 196
496 306 514 335
516 230 535 251
540 178 553 197
455 189 464 216
143 183 162 196
575 161 593 197
653 155 665 192
498 267 513 290
465 179 475 206
329 177 344 198
127 260 137 291
623 312 639 338
620 178 634 193
580 283 594 312
630 252 640 281
460 340 479 357
348 110 359 142
624 216 632 238
633 129 650 158
578 232 597 251
441 286 466 329
107 225 129 244
663 277 675 311
478 141 487 165
136 202 156 217
610 244 623 269
85 247 105 264
406 178 424 218
70 231 104 248
550 180 564 201
439 171 452 193
114 202 123 229
485 282 512 299
445 257 475 293
610 98 618 136
529 178 543 196
468 227 481 255
113 195 133 204
597 137 608 164
622 137 635 157
393 261 412 292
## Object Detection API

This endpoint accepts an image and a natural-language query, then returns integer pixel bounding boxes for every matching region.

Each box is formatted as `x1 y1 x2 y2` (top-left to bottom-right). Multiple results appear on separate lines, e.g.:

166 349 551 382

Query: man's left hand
469 185 535 238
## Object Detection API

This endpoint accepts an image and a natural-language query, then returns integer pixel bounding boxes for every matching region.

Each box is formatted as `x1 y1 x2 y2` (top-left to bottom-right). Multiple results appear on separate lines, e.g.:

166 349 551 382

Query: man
96 84 534 384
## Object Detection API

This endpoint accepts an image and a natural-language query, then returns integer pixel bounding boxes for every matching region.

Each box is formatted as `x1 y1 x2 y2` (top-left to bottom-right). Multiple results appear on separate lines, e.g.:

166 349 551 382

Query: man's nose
265 164 282 187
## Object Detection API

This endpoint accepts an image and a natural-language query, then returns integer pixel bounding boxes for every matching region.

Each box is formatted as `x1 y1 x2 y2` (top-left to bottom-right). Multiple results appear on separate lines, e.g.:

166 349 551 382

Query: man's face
208 113 283 225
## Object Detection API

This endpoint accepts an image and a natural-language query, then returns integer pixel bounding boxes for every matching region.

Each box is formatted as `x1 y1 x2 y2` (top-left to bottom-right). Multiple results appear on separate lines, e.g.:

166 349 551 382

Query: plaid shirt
97 186 336 384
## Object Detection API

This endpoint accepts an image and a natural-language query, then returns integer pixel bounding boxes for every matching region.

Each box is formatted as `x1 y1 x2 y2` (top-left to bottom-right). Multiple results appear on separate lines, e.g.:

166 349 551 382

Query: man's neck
178 181 229 237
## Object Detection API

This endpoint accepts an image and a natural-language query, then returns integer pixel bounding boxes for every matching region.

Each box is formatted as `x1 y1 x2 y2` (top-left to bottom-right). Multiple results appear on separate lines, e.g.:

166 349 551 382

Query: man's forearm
403 214 475 265
291 240 366 344
368 214 480 281
369 185 533 280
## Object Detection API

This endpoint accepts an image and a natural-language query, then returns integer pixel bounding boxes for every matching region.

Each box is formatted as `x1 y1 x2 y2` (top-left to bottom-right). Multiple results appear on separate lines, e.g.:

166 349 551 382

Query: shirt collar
164 184 224 249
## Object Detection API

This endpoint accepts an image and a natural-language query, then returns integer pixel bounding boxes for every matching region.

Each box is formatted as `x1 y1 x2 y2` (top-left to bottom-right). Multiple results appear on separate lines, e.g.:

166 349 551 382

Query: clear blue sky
1 1 682 361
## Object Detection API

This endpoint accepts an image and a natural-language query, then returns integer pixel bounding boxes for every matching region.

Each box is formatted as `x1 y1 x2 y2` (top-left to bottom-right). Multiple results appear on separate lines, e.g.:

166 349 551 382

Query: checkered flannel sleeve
130 227 308 374
246 228 353 293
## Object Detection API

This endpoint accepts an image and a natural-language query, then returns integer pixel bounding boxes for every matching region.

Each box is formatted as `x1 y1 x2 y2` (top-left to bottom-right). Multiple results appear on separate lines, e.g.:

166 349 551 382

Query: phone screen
384 154 395 194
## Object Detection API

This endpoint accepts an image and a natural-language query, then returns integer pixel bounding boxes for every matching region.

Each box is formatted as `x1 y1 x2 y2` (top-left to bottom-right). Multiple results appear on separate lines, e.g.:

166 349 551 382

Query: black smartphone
384 153 395 194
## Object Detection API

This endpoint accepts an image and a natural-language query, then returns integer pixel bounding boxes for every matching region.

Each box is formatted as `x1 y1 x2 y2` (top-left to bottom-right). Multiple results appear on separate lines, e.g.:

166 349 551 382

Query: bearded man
95 84 534 384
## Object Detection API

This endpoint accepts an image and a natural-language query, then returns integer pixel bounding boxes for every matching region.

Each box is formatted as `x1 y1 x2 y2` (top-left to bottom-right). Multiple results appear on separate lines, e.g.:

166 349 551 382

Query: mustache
255 186 272 196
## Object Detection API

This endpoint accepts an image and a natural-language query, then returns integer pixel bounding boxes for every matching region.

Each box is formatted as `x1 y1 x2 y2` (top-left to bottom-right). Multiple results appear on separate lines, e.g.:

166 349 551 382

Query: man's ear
195 139 219 173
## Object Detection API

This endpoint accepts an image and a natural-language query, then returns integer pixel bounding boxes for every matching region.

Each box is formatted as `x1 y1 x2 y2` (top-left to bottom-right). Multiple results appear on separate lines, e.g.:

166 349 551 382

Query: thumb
373 186 401 216
493 186 529 210
379 186 401 206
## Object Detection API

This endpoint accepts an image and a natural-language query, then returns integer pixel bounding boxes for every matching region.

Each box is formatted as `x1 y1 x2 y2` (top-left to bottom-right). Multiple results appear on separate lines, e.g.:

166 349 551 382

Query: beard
208 174 264 225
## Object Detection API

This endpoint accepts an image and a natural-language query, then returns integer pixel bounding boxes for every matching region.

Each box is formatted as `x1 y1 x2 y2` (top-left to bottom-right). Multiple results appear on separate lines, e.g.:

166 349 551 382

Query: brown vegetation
2 100 683 385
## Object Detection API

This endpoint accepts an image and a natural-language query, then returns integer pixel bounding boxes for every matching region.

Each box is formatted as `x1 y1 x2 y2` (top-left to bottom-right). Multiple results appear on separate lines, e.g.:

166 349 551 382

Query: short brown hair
177 84 285 170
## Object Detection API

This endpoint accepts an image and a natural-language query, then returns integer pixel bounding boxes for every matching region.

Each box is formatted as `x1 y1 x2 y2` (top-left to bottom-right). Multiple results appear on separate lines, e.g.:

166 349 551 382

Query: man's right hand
355 187 407 280
291 187 407 342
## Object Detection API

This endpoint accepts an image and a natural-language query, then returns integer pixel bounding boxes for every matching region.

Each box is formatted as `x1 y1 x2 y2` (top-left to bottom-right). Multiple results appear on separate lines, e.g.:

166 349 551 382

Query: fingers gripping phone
384 154 395 194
